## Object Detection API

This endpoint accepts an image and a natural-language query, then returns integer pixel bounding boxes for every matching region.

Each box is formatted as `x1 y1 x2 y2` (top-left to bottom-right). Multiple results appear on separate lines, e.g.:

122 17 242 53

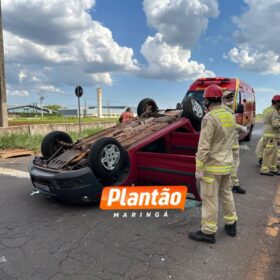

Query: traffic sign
75 86 83 97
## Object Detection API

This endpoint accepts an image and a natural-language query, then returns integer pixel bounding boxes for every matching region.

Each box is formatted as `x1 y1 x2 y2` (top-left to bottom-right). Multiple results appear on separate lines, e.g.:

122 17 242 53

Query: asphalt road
0 124 279 280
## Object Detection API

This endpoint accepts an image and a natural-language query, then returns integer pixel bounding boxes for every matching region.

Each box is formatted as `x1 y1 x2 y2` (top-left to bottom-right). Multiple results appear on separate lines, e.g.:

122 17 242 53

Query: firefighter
255 137 264 165
260 95 280 175
189 85 238 244
222 90 247 194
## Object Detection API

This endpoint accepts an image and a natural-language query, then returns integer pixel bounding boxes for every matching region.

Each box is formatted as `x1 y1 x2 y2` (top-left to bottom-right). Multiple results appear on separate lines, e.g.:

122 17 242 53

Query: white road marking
252 131 262 135
240 144 251 150
0 256 7 263
30 190 40 196
0 167 30 178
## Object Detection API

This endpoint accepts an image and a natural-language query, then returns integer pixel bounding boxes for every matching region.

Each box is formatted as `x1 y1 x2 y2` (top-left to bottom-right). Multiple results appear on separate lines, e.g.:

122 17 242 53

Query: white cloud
143 0 219 48
75 22 139 73
232 0 280 53
3 0 95 45
254 87 280 113
139 33 214 80
138 0 217 81
254 87 280 94
9 90 29 97
3 0 138 93
3 0 217 93
38 85 63 93
18 71 27 82
226 0 280 74
226 48 280 74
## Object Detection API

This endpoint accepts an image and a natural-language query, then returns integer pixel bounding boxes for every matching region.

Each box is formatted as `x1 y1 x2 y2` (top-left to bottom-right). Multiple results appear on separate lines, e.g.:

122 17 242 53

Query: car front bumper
29 162 103 202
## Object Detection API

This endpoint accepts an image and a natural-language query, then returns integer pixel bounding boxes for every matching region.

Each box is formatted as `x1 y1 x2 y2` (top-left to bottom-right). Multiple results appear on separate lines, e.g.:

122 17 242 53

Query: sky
3 0 280 113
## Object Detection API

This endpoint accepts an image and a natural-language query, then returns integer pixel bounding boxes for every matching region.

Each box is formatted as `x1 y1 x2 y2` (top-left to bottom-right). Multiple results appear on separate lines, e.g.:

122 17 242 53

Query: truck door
241 90 254 127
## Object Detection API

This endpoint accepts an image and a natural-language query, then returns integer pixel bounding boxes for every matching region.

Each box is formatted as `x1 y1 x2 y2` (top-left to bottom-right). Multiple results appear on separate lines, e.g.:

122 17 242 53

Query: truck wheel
88 137 125 178
41 131 73 158
137 98 158 117
182 97 204 131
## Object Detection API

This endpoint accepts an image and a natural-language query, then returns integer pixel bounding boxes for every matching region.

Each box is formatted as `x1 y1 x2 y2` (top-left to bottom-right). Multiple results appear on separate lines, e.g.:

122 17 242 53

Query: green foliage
256 114 263 122
0 133 44 151
9 116 118 126
0 128 103 152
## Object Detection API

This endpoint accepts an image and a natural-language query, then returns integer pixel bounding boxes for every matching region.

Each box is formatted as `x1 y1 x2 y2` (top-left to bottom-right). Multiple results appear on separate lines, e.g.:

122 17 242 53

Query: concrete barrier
0 122 116 135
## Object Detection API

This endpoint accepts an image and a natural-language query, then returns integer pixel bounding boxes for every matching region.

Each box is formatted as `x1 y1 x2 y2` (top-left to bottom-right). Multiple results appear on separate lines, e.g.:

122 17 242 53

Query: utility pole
39 95 44 120
107 99 109 117
97 87 103 118
84 98 87 117
0 1 8 127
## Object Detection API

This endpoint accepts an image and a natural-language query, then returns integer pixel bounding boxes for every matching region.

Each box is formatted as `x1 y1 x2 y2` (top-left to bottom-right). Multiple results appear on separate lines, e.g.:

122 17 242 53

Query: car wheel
88 137 125 178
182 97 205 131
41 131 73 159
137 98 158 117
243 125 253 142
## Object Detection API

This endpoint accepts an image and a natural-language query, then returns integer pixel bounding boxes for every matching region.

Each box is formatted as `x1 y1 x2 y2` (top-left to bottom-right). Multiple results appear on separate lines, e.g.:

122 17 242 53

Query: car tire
243 125 253 142
88 137 125 178
41 131 73 158
137 98 158 117
182 97 205 131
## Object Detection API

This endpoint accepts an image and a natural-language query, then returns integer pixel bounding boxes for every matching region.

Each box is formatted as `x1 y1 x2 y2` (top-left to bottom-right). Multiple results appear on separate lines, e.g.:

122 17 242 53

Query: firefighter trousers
260 137 278 173
201 174 238 234
231 149 240 187
256 137 265 160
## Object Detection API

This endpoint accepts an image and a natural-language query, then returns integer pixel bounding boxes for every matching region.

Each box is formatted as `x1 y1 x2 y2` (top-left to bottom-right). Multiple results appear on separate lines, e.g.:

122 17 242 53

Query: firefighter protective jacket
263 106 280 138
223 105 242 151
196 105 236 175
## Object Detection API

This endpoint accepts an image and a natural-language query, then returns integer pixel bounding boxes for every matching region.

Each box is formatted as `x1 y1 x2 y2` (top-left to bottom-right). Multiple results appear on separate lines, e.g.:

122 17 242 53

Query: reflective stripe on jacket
195 105 236 175
263 106 280 138
223 105 240 150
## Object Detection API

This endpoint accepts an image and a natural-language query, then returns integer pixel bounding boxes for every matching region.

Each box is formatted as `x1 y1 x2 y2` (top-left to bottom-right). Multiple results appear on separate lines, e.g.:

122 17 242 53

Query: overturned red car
29 97 204 203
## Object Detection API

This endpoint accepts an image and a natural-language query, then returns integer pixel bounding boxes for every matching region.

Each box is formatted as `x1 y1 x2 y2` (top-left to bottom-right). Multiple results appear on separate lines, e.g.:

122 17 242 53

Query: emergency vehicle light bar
197 78 231 85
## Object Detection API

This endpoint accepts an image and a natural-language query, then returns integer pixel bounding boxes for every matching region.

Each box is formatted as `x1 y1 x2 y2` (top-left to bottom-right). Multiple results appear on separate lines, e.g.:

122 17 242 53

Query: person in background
189 85 238 244
256 137 280 167
119 107 134 123
260 95 280 176
222 90 247 194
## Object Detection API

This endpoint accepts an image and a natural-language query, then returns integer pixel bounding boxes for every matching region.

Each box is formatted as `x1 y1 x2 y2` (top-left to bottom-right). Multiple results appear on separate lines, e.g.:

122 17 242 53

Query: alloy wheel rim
100 144 121 171
191 99 203 118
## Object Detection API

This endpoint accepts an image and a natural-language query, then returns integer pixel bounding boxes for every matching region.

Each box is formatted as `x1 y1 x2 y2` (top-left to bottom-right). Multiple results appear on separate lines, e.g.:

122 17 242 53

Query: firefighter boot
189 230 216 244
260 172 274 176
232 186 246 194
224 222 237 237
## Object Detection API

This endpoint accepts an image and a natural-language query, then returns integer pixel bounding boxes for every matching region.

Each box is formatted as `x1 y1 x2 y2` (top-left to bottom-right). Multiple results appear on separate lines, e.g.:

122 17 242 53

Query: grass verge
9 116 118 126
255 114 263 123
0 128 103 153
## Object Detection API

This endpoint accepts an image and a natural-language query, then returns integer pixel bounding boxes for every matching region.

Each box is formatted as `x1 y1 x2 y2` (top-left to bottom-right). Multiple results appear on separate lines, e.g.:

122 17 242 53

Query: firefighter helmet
203 85 223 99
272 95 280 102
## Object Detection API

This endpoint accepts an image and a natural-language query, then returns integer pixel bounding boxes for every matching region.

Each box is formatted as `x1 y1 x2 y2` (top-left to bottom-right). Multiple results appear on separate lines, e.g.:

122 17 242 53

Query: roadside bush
0 128 103 152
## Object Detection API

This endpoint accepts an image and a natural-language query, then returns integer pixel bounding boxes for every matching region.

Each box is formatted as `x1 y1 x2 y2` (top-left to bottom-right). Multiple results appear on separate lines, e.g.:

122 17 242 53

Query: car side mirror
236 104 244 114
